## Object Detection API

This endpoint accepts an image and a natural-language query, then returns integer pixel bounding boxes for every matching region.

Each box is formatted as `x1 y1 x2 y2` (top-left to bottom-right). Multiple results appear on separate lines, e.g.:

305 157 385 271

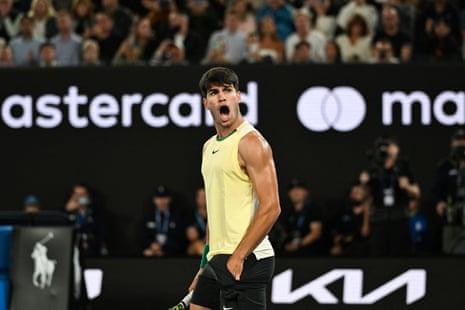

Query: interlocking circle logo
297 87 366 132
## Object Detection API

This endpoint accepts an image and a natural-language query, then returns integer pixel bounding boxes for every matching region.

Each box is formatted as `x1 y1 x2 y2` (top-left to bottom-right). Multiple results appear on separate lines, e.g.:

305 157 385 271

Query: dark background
1 64 462 255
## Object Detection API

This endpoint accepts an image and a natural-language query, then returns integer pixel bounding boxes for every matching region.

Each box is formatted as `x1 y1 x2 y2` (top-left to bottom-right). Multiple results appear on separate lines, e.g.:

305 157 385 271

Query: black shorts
191 254 275 310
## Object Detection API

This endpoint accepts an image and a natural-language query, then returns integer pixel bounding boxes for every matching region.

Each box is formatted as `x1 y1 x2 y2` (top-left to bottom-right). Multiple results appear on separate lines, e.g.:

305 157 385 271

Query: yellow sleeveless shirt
201 121 274 260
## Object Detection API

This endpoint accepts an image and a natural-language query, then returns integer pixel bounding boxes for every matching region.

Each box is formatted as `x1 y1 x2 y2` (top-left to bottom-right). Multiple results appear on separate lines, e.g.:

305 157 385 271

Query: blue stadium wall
1 64 463 255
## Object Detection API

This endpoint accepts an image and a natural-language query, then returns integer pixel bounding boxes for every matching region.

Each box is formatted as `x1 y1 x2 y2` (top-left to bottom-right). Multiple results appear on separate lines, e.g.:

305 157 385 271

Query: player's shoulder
202 134 217 152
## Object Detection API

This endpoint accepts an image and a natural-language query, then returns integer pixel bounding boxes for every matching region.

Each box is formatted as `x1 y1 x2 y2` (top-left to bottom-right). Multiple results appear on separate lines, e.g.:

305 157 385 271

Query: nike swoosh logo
223 307 233 310
212 149 219 154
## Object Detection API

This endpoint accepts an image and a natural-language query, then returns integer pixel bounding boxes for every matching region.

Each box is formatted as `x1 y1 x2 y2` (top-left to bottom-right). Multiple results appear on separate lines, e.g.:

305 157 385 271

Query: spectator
360 135 421 256
336 0 378 35
432 129 465 254
373 6 412 63
420 17 462 62
0 40 13 66
369 37 399 63
307 0 338 40
38 41 58 66
335 13 372 63
53 0 73 10
150 39 188 65
379 0 416 37
0 0 23 42
323 38 341 63
185 0 221 49
81 38 101 65
256 0 294 41
185 187 207 256
50 9 82 66
71 0 95 39
230 0 257 35
329 182 371 256
9 15 44 66
153 11 205 64
65 183 108 257
278 178 325 256
142 0 174 35
89 11 124 64
141 185 187 257
100 0 133 38
27 0 57 40
289 40 313 63
285 8 326 62
113 17 156 65
202 8 247 64
23 195 41 213
254 14 285 63
414 0 461 52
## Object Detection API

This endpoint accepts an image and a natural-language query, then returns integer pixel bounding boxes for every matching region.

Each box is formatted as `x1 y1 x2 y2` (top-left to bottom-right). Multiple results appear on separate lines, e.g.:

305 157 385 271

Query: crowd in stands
17 129 465 258
1 0 465 66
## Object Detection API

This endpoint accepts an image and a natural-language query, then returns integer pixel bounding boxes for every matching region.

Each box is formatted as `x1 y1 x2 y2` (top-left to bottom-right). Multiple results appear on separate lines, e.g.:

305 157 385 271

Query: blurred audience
71 0 95 39
329 182 371 256
0 0 23 42
38 40 58 66
255 14 285 63
89 11 123 64
100 0 133 38
142 185 187 257
202 8 247 64
336 0 379 35
256 0 294 41
113 16 156 65
185 187 207 256
23 195 41 213
27 0 57 40
335 13 372 63
289 40 313 63
373 5 412 63
9 15 44 66
81 38 101 65
285 8 326 63
65 183 108 257
50 9 82 65
278 178 325 256
432 129 465 254
323 38 342 63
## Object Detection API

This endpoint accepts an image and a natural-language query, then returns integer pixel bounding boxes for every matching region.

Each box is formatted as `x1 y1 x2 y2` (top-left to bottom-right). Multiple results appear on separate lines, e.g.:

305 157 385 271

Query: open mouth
219 105 230 115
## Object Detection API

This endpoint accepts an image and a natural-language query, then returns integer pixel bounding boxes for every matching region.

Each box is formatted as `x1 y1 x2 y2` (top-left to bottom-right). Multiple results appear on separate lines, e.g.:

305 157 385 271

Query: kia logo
297 87 366 132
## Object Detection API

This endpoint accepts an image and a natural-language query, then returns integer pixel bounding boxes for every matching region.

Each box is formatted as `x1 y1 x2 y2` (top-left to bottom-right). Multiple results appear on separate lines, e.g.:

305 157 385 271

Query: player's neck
216 118 244 139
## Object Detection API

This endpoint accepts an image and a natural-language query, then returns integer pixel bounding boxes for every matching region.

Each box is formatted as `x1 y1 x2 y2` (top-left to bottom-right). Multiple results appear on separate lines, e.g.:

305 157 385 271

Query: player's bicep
240 134 279 206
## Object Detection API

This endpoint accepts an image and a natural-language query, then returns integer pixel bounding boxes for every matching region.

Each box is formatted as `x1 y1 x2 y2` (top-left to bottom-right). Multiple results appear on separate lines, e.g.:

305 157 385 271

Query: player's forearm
232 202 280 260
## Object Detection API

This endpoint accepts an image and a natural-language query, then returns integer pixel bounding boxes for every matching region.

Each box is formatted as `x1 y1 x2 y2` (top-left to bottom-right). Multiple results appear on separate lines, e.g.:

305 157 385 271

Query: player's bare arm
227 131 281 280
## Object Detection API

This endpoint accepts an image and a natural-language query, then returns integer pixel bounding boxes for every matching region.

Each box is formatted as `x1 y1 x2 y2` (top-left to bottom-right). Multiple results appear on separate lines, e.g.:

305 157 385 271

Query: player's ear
236 90 241 102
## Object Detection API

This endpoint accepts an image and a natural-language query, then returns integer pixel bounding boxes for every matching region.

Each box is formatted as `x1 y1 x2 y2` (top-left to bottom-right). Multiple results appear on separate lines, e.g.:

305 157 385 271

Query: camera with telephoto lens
367 137 391 166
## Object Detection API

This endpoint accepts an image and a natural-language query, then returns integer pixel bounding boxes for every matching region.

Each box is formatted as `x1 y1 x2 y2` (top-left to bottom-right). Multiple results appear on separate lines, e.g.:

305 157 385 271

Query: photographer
432 129 465 254
65 183 108 257
360 136 421 256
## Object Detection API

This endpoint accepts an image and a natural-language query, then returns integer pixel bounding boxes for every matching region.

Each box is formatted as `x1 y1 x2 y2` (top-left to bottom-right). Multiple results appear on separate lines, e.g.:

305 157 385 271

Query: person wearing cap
432 129 465 254
141 185 188 257
278 178 325 256
360 135 421 256
23 195 41 213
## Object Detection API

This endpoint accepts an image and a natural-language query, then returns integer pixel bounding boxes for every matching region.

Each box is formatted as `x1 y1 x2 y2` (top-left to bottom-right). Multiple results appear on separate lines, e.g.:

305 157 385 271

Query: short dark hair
198 67 239 98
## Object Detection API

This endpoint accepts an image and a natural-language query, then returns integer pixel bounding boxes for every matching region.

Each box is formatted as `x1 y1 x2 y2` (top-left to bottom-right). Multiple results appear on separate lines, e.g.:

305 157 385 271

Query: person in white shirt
336 0 378 35
285 8 327 63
